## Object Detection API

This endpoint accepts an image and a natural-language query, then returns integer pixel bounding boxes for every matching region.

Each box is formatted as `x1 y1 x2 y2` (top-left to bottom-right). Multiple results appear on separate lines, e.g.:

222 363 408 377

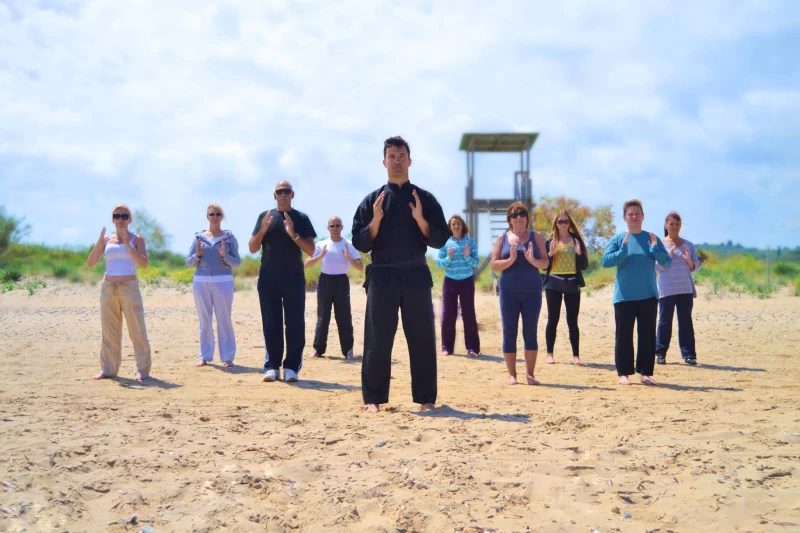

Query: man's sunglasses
275 188 293 196
112 214 131 220
208 213 223 217
328 224 342 228
509 211 527 219
556 219 570 225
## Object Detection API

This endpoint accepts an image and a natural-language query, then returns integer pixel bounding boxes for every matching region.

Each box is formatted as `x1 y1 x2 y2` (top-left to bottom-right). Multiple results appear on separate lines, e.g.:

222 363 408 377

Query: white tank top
105 234 138 276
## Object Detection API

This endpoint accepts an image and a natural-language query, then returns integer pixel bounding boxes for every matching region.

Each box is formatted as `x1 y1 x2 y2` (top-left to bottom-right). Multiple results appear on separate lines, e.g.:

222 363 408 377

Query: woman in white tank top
86 204 152 381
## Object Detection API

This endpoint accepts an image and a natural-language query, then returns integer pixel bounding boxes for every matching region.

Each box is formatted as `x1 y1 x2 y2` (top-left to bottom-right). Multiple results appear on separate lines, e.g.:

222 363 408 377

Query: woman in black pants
543 210 589 365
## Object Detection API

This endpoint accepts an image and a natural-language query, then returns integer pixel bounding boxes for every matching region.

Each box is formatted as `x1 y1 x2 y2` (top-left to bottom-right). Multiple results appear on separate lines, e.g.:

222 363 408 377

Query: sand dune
1 281 798 532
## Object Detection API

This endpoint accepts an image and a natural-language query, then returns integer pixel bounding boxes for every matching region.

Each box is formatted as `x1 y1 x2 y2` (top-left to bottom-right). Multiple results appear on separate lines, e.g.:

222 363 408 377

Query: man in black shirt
352 136 449 412
249 181 316 383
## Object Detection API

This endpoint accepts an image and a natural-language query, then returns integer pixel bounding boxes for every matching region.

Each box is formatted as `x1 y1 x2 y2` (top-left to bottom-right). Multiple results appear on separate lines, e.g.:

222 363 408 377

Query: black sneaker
685 358 697 366
656 355 666 365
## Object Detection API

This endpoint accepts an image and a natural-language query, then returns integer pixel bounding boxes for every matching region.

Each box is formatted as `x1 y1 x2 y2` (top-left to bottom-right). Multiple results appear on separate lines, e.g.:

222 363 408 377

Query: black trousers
613 297 658 377
544 289 581 355
313 273 354 356
362 284 437 405
257 270 305 373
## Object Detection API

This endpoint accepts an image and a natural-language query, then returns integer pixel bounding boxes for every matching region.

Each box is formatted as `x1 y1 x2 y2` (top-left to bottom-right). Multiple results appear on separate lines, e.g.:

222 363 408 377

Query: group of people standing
86 136 701 410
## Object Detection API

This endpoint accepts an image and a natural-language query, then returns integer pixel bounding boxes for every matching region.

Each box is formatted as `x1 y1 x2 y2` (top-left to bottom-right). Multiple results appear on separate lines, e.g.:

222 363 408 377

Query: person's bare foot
92 371 111 380
440 351 449 357
526 374 540 385
365 404 380 413
345 350 356 360
507 375 518 385
419 403 435 411
545 354 555 364
222 362 234 368
640 375 658 386
134 372 149 382
618 375 630 385
307 351 319 359
572 357 585 366
195 360 207 367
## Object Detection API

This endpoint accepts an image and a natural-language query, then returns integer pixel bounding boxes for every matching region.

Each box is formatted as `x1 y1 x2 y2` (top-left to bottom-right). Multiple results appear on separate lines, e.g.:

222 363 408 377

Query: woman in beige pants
87 204 152 381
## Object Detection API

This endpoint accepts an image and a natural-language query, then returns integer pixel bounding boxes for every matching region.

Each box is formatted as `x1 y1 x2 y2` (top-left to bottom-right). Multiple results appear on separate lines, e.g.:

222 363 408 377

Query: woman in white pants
186 204 241 367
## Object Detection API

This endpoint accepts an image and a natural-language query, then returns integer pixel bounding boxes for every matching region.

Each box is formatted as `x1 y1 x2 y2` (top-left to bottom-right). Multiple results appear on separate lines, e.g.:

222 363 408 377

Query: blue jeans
499 290 541 353
656 293 696 360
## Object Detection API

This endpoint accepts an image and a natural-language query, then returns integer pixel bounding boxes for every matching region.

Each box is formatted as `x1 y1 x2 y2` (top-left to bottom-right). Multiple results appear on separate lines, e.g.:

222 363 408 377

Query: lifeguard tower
459 132 539 276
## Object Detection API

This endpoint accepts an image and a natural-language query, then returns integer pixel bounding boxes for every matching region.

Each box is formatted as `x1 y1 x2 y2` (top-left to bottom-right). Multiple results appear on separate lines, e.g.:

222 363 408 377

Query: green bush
167 268 195 285
774 262 799 277
23 279 47 295
1 265 23 283
1 280 14 293
52 264 72 279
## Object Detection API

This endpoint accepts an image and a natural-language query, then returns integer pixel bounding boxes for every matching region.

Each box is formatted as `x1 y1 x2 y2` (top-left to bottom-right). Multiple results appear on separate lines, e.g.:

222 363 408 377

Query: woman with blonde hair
491 202 549 385
87 204 152 381
186 204 241 367
542 210 589 365
435 214 481 357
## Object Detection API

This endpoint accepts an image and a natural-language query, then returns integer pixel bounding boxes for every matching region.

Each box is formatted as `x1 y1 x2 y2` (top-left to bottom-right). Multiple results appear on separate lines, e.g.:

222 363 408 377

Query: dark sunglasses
556 219 570 225
509 211 527 219
328 224 342 228
112 213 131 220
208 212 223 217
275 188 293 196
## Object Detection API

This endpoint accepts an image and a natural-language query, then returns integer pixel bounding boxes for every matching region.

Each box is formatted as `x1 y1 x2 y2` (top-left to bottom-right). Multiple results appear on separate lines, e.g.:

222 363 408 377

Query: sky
1 0 799 256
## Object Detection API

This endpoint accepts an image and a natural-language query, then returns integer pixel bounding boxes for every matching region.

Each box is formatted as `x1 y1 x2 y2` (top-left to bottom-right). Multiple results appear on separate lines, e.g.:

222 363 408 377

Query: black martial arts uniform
352 181 449 405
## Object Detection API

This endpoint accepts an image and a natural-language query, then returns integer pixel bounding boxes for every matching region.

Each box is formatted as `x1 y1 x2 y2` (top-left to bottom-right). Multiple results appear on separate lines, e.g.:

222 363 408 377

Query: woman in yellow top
542 210 589 365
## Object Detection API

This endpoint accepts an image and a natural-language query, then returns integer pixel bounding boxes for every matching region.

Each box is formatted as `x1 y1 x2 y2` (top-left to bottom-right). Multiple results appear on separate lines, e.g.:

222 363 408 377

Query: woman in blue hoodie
186 204 241 367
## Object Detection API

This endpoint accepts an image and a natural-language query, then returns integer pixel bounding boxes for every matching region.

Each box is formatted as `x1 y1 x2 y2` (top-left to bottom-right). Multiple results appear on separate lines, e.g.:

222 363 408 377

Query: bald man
304 216 364 360
249 181 316 383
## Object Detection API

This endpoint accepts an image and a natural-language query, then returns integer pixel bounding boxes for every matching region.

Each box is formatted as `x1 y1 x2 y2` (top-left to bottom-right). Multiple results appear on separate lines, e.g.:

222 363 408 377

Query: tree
530 196 615 251
131 209 172 253
0 205 31 255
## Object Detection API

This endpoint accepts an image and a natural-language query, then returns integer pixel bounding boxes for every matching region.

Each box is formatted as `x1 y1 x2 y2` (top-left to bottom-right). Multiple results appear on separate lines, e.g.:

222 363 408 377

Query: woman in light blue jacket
186 204 241 367
436 215 481 356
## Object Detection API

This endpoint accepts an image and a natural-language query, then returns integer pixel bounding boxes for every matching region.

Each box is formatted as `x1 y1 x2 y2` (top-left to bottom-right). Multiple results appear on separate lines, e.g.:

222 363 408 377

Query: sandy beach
1 281 798 532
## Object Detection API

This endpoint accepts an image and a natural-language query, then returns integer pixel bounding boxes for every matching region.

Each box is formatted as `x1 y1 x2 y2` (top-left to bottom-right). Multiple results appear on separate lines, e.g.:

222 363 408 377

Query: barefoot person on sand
304 216 364 360
249 181 317 384
186 204 241 368
490 202 549 385
87 204 152 381
435 215 481 357
352 136 449 413
542 210 589 366
656 211 700 366
602 199 671 386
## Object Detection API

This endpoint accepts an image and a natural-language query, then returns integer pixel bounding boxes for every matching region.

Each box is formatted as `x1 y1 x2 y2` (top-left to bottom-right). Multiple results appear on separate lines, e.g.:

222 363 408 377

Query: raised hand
547 240 555 257
509 243 518 261
342 245 350 260
681 246 690 261
463 242 470 258
219 239 226 257
320 245 328 257
448 246 455 259
260 213 274 234
574 238 582 255
98 227 106 242
524 241 535 264
409 189 423 220
649 232 658 247
283 211 295 238
373 191 386 224
623 232 629 245
118 227 129 246
196 238 203 257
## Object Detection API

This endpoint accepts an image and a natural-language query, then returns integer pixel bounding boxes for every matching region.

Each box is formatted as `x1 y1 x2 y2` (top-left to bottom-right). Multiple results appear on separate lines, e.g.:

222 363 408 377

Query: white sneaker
263 369 278 382
284 369 299 383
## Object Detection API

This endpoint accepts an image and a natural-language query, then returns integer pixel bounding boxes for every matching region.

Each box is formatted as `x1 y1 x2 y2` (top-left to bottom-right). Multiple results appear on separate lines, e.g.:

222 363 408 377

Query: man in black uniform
249 180 316 383
352 136 449 413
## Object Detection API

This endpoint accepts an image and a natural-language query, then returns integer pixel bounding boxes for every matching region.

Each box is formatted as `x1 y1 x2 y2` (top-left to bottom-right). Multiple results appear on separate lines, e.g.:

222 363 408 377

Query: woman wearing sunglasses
435 214 481 357
87 204 152 381
186 204 241 367
542 210 589 366
655 211 700 365
491 202 549 385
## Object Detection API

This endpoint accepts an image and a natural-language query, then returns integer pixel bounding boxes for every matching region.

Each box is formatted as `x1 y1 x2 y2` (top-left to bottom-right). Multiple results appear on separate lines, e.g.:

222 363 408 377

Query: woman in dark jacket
542 210 589 365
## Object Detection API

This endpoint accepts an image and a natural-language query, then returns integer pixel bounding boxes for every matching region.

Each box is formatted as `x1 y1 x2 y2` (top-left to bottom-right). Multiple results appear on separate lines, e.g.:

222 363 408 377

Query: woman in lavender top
656 211 700 365
436 215 481 356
